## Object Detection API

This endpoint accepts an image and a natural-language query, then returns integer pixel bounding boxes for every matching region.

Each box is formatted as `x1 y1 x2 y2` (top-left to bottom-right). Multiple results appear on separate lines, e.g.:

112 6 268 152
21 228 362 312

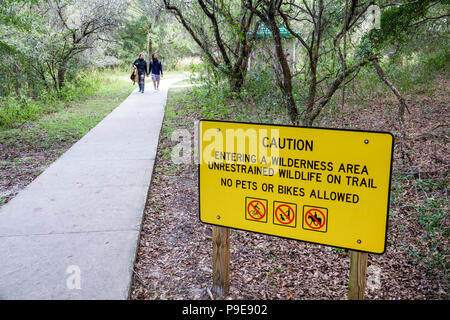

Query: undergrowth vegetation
168 41 449 292
0 69 125 128
0 70 134 204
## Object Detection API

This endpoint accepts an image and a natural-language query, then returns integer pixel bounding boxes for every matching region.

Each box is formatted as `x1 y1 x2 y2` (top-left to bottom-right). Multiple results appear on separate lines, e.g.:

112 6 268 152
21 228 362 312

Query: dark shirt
133 58 148 75
150 59 163 75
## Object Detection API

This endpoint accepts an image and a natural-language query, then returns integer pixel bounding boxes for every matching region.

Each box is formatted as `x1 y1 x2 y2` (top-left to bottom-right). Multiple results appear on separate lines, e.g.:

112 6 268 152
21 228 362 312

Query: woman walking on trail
133 53 148 93
149 53 163 92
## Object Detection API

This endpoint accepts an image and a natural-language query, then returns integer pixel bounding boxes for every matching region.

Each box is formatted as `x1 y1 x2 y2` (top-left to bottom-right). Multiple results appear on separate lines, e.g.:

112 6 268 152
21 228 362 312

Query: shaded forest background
0 1 448 128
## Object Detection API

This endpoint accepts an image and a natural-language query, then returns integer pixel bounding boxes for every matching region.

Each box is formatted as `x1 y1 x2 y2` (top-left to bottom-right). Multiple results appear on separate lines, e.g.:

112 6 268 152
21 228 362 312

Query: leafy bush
57 70 100 102
411 178 449 271
0 69 105 128
422 50 450 74
246 68 279 105
0 95 42 127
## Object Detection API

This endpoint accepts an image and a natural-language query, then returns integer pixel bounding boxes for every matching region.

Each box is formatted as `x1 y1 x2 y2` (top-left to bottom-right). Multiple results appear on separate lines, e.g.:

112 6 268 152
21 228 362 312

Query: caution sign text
199 120 393 254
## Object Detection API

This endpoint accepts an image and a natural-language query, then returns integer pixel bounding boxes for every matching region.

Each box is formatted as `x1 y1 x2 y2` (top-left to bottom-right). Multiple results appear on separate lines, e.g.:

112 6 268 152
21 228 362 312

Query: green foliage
189 57 227 87
0 95 41 127
355 38 449 99
112 5 197 70
362 0 449 55
370 0 431 49
185 63 292 125
0 0 35 29
57 70 101 102
0 70 134 155
0 69 107 128
192 84 232 120
245 68 279 105
114 16 150 63
411 178 449 271
390 173 448 274
1 0 127 113
331 247 345 254
422 50 450 74
152 22 197 70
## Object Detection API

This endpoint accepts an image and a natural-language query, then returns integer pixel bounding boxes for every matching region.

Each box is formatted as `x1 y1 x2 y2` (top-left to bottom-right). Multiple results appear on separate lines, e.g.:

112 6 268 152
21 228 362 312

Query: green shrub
423 50 450 74
58 70 100 101
0 95 42 127
0 69 112 128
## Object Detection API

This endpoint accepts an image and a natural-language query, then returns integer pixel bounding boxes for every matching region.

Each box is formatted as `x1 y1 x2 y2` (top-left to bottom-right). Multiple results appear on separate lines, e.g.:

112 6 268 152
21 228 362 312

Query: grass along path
0 71 135 206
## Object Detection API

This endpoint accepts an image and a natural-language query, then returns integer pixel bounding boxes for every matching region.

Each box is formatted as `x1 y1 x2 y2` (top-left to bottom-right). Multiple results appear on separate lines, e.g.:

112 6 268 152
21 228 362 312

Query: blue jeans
138 72 146 92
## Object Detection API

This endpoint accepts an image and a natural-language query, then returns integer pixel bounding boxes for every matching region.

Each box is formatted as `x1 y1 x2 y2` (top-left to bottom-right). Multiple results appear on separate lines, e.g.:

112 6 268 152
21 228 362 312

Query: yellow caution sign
199 120 393 254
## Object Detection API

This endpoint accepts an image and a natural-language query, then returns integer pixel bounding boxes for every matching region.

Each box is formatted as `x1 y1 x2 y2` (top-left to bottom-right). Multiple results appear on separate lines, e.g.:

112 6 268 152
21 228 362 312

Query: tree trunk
147 23 153 56
371 58 412 165
229 66 246 93
13 63 20 96
303 59 318 127
57 66 66 91
229 74 244 93
371 58 409 121
268 19 298 125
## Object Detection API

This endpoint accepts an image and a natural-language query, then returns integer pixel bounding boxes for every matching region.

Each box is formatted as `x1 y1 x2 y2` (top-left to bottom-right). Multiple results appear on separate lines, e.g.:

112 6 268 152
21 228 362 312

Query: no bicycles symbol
303 206 328 233
245 197 268 223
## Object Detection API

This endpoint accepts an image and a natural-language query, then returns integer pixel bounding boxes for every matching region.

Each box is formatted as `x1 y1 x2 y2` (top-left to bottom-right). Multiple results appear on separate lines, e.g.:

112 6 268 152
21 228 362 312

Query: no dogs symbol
273 201 297 228
303 206 328 232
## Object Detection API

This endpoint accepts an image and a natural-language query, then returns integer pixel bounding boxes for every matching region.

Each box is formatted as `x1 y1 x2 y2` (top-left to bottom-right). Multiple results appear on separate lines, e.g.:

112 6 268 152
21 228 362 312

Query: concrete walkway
0 78 181 299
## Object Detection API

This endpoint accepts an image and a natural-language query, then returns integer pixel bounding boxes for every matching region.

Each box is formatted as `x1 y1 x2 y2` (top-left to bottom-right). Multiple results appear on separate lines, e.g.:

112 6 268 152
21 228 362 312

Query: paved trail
0 78 181 299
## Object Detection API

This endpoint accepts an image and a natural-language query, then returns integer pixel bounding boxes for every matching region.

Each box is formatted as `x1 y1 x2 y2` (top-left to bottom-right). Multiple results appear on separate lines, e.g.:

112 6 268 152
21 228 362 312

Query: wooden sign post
211 225 230 298
348 251 368 300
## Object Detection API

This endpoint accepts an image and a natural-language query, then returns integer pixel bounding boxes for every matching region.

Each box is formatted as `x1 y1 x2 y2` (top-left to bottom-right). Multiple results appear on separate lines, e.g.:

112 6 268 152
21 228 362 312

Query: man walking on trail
150 53 163 92
133 53 148 93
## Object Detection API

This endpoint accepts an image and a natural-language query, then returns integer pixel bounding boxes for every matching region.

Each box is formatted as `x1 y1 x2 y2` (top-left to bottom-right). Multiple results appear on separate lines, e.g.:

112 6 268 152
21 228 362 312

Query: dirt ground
0 129 68 204
130 78 448 300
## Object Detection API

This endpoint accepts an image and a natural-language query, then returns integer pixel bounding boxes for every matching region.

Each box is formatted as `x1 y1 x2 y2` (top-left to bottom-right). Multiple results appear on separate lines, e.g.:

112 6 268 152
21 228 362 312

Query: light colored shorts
151 74 161 82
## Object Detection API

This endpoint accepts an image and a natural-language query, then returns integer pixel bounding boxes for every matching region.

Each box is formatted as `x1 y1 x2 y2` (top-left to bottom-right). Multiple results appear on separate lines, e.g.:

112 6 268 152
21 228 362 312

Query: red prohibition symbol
305 208 326 229
247 200 266 220
275 204 295 225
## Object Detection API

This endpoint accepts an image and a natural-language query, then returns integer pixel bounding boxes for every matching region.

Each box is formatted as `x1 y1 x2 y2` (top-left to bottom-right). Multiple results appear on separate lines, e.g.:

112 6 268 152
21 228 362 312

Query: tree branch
163 0 219 67
371 57 410 120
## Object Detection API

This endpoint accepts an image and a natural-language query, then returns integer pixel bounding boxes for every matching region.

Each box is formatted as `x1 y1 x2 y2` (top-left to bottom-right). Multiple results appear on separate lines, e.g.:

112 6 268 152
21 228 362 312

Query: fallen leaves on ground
131 78 449 300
